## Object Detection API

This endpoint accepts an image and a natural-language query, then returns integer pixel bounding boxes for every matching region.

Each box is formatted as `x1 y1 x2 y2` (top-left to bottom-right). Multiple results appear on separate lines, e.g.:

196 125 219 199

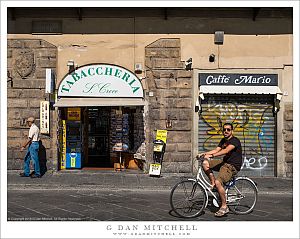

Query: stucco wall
8 34 292 83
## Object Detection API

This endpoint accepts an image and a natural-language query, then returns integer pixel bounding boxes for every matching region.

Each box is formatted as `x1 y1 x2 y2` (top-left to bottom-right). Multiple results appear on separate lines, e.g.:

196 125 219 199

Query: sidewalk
7 170 293 194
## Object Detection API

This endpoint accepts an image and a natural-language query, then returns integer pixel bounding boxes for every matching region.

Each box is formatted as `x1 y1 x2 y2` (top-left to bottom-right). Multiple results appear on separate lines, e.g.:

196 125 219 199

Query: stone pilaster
283 103 293 177
7 39 57 172
145 38 193 173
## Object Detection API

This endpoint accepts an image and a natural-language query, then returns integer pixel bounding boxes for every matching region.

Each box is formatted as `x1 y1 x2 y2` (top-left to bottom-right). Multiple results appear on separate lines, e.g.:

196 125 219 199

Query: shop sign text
40 101 49 134
58 64 143 98
199 73 278 86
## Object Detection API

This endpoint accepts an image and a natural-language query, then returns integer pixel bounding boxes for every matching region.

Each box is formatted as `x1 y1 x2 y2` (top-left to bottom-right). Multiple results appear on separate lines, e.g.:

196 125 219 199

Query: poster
60 120 66 170
67 107 81 121
40 101 49 134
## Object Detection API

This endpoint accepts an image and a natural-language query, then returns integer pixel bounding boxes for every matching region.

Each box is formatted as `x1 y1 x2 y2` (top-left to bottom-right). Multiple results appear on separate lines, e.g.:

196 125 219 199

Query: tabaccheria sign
58 64 143 98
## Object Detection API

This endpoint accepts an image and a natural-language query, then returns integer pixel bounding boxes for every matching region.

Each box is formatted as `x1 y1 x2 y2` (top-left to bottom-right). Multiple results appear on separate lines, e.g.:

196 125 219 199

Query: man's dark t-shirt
218 136 243 171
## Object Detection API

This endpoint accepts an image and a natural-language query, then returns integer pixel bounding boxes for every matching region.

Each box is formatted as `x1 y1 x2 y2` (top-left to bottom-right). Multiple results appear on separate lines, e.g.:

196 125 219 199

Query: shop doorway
58 106 145 170
85 107 111 167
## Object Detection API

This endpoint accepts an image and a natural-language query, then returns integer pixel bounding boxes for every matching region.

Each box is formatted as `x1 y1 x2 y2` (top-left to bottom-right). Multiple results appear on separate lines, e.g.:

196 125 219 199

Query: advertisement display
67 107 81 121
60 120 66 170
149 130 167 177
65 121 82 169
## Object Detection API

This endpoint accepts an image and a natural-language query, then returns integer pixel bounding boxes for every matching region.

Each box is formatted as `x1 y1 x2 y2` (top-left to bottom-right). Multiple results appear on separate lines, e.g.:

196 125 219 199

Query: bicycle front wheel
226 177 258 215
170 179 207 218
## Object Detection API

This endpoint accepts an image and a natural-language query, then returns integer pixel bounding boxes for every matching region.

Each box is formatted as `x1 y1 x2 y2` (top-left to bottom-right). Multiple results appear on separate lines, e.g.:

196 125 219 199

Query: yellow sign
60 120 66 170
156 130 168 143
71 157 76 168
67 108 81 121
70 149 76 168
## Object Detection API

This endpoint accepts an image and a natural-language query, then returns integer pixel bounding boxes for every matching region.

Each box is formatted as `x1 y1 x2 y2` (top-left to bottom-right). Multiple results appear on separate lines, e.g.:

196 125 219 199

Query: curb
7 184 293 195
7 170 293 194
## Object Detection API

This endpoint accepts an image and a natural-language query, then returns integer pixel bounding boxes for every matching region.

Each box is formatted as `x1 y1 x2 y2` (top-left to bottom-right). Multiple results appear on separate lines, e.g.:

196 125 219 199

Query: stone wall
145 38 193 173
283 103 293 177
7 39 57 172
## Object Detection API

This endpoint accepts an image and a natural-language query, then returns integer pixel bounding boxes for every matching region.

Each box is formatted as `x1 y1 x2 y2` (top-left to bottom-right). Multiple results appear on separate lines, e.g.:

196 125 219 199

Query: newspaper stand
149 139 166 177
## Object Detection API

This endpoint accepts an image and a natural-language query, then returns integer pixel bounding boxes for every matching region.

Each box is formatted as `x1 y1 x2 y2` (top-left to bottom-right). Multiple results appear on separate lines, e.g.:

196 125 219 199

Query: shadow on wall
38 140 47 176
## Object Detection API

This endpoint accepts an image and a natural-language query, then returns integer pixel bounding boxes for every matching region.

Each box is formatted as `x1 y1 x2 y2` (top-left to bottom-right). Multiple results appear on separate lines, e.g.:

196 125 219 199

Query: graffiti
199 100 274 175
241 156 268 170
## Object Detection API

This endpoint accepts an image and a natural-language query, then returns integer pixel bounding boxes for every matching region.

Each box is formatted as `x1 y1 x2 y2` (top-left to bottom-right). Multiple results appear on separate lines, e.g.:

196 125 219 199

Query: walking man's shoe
30 174 41 178
19 172 30 177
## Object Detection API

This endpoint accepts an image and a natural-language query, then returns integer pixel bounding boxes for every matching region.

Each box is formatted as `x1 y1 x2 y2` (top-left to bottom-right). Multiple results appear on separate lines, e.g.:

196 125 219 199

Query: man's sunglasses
223 128 232 132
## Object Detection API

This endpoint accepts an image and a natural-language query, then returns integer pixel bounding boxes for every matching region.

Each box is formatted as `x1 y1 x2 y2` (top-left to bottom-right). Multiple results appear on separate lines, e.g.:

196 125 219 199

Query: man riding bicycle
197 123 242 217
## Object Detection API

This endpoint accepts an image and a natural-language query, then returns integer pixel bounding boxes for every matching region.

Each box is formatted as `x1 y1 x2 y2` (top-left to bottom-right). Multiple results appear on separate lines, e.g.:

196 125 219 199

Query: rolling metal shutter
198 94 276 177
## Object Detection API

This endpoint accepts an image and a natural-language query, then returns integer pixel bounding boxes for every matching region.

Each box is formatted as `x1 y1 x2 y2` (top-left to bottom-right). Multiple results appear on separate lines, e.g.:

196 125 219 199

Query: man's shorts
208 160 238 185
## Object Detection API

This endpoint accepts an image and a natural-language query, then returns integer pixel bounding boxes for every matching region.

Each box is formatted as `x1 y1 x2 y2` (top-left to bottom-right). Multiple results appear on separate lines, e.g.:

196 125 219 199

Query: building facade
7 7 293 177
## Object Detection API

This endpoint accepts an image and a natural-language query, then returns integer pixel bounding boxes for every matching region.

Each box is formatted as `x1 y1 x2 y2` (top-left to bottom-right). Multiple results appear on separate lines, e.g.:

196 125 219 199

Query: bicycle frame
170 158 258 218
195 158 250 207
195 160 220 207
170 157 258 217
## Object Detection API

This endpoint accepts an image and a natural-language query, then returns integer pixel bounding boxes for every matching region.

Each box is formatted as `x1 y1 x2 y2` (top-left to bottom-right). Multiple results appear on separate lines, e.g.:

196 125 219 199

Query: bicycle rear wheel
170 179 207 218
226 177 258 215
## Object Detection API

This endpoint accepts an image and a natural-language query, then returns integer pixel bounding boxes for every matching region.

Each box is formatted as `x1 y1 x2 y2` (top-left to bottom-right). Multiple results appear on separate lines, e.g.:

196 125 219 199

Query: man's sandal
214 207 229 217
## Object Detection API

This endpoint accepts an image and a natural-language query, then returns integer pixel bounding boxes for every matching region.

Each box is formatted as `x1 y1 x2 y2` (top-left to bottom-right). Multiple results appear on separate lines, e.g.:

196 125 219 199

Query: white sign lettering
205 75 230 85
199 73 278 86
58 64 143 97
234 75 272 85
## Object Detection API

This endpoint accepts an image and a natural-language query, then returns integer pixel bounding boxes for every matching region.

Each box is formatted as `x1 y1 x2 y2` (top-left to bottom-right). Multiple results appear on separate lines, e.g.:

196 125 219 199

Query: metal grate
32 20 62 34
198 94 275 177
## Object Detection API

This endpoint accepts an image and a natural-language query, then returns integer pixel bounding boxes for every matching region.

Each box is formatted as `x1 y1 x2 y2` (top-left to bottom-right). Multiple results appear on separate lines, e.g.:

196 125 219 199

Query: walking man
20 117 41 178
198 123 242 217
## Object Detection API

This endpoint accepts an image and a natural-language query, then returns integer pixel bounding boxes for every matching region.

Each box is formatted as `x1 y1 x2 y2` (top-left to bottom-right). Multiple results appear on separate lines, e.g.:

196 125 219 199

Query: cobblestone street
7 188 292 221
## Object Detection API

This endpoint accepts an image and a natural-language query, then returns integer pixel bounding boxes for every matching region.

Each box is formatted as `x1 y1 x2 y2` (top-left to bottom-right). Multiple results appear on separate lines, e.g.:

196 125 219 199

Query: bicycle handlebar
196 155 205 162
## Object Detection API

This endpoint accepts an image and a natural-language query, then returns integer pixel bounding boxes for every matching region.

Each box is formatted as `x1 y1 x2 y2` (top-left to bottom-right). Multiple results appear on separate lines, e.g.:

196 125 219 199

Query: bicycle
169 156 258 218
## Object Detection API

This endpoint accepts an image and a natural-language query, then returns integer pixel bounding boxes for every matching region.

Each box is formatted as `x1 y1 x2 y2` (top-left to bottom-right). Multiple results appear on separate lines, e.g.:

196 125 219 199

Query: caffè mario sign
58 64 143 97
199 73 278 86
